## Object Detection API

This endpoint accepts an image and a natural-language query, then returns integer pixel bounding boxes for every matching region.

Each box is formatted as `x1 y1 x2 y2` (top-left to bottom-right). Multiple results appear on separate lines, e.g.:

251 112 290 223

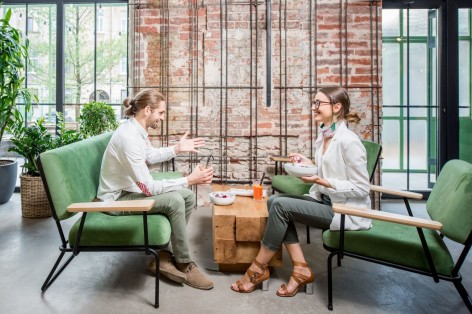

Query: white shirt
97 117 188 201
308 121 372 231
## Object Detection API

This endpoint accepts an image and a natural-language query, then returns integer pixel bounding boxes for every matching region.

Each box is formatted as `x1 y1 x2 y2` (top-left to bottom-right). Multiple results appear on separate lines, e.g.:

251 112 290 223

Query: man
97 89 214 290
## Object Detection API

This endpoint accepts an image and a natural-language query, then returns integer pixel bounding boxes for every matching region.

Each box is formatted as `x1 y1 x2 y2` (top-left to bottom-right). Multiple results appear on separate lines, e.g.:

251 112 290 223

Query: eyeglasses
312 99 331 109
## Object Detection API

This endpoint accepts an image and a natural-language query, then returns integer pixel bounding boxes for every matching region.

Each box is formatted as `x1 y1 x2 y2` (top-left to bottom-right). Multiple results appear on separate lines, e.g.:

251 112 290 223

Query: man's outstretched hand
175 131 206 154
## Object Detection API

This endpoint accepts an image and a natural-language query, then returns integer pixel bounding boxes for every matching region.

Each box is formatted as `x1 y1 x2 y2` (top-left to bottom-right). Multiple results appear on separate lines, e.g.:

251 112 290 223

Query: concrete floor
0 193 470 314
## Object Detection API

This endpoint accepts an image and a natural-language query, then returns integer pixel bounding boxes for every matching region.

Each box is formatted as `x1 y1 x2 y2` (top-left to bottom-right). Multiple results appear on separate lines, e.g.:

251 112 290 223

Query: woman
231 86 371 296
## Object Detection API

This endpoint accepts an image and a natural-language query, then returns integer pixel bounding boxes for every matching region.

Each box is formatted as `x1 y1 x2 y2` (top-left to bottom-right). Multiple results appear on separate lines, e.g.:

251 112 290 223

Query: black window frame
2 0 129 130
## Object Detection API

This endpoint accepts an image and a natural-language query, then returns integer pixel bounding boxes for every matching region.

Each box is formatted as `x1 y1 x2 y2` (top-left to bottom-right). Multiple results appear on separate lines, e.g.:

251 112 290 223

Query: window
382 8 439 191
97 8 104 32
120 11 127 35
2 1 127 129
120 57 127 74
89 90 110 102
459 9 472 163
27 16 33 32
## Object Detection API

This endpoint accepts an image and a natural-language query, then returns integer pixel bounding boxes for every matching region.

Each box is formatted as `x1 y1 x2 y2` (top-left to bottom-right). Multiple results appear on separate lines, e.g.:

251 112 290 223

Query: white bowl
209 191 236 206
284 163 318 177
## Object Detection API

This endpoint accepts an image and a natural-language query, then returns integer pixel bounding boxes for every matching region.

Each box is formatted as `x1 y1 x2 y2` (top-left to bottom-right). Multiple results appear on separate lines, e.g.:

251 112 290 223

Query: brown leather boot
176 262 214 290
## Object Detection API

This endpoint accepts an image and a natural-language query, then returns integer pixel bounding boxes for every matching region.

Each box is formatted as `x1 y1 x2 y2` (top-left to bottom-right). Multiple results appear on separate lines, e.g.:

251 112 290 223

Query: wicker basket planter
20 174 52 218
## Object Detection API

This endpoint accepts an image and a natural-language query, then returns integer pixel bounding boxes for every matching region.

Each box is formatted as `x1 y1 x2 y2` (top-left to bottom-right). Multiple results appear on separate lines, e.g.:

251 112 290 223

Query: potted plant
79 101 118 138
9 114 81 218
0 8 33 204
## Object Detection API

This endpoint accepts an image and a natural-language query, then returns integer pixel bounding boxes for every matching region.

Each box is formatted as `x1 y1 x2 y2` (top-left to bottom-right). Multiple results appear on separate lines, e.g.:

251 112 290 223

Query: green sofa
38 132 181 308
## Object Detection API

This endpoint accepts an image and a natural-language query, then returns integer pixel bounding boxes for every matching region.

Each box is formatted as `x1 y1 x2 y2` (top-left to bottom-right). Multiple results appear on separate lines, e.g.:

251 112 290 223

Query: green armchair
323 159 472 311
38 132 174 308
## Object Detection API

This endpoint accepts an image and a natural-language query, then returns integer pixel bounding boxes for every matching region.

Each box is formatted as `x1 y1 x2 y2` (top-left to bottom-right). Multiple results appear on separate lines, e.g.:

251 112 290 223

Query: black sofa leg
41 252 75 292
152 249 160 309
454 281 472 312
327 252 337 311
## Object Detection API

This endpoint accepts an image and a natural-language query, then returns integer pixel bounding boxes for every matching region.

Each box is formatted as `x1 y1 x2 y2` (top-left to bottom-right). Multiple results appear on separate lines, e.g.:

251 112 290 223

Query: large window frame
2 0 128 130
383 0 471 194
382 8 439 190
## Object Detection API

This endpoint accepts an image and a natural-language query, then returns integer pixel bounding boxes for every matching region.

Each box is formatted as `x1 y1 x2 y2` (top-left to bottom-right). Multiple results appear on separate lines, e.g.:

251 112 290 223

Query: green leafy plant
54 112 82 148
0 8 33 150
8 119 53 176
8 114 82 176
79 101 118 138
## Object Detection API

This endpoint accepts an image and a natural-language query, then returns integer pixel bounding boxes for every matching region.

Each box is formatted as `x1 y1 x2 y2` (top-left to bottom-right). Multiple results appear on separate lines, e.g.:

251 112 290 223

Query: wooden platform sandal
231 259 270 293
276 261 314 297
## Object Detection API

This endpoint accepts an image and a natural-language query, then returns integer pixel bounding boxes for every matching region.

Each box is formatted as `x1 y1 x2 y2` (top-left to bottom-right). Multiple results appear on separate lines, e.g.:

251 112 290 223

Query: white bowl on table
209 191 236 206
284 163 318 177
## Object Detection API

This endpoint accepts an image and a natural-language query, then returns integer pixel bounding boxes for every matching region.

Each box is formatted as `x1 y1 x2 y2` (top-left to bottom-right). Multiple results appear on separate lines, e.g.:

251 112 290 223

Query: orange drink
253 181 263 201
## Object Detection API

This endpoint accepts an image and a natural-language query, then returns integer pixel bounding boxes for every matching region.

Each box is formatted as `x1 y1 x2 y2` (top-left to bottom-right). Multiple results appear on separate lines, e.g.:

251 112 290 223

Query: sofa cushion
69 212 171 246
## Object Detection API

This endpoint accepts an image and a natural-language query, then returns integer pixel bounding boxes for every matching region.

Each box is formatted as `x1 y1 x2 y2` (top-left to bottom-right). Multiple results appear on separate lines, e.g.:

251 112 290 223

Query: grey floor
0 194 470 314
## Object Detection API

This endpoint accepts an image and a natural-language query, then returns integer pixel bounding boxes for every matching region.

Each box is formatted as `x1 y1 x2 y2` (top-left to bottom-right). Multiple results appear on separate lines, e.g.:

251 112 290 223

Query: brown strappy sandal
276 261 314 297
231 259 270 293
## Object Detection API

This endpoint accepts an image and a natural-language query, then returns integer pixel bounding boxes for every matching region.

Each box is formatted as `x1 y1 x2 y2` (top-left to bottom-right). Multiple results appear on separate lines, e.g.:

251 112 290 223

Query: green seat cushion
151 171 183 180
322 220 455 276
69 212 171 247
272 175 312 195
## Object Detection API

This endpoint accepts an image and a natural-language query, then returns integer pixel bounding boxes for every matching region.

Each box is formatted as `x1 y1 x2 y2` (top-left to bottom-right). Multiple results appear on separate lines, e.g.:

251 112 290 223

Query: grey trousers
261 193 334 252
116 188 196 263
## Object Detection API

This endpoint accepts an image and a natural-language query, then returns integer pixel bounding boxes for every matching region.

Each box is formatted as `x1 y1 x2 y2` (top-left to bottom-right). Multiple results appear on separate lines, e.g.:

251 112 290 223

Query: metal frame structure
128 0 382 185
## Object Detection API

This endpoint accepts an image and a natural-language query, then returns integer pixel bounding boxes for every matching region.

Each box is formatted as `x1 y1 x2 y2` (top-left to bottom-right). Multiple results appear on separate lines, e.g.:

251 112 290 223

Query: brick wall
130 0 381 186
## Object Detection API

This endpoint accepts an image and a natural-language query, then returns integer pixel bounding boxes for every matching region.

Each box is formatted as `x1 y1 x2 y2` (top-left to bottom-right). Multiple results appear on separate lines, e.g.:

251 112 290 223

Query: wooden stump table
212 184 282 272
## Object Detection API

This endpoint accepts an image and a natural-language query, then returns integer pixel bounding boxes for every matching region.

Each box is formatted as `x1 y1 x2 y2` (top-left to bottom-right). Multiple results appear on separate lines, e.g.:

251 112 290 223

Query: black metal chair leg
327 252 337 311
306 225 311 244
41 252 75 292
454 281 472 312
151 249 160 309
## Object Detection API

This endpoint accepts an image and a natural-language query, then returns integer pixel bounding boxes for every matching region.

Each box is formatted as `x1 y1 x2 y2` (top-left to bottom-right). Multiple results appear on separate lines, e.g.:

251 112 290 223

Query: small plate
284 163 318 177
209 191 236 206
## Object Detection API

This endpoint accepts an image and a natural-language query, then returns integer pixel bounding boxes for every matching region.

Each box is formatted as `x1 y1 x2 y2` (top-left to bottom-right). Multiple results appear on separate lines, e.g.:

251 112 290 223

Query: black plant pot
0 159 18 204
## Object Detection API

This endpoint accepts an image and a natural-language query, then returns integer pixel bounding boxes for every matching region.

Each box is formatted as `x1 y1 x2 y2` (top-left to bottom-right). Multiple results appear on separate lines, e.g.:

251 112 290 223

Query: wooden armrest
332 203 442 230
67 200 155 213
370 185 423 200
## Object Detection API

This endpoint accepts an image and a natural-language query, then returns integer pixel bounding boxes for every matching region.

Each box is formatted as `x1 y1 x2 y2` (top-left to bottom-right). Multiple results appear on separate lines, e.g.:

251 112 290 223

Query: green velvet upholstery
69 212 171 246
271 140 381 195
426 159 472 244
322 220 454 276
271 175 312 195
40 132 113 220
361 140 382 182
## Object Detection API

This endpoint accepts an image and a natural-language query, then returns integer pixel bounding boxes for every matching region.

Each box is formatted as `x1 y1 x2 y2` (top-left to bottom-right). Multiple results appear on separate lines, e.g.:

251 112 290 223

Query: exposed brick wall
130 0 382 188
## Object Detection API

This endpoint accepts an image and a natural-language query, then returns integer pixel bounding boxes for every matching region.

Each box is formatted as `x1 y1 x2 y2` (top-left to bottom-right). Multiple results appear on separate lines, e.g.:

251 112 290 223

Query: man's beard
150 121 159 129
